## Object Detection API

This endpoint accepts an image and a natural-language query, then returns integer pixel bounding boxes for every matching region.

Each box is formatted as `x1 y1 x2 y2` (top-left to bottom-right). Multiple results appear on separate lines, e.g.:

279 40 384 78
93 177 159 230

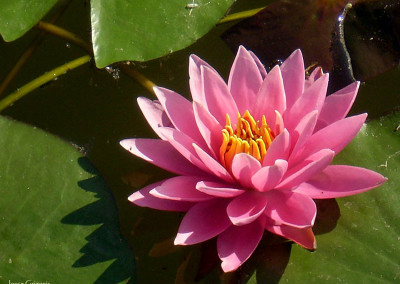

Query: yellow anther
219 110 275 172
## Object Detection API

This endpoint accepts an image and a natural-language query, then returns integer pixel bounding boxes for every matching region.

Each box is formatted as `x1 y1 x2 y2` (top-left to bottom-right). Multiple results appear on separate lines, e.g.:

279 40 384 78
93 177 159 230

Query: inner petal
220 110 275 172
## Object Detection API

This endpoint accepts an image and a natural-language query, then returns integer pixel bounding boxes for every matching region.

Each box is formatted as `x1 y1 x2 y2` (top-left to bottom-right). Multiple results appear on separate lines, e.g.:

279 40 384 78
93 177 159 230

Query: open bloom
121 46 386 272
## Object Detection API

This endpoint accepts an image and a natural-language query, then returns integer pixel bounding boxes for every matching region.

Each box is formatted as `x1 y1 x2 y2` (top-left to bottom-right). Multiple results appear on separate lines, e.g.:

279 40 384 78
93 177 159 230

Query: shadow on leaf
61 157 135 283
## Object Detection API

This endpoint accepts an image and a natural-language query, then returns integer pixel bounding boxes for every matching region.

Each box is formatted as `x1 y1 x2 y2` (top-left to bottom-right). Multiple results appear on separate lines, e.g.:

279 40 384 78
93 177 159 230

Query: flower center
220 110 275 171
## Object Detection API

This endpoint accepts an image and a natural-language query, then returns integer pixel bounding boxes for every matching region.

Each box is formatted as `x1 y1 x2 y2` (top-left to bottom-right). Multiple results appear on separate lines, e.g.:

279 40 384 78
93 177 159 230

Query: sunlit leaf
0 116 135 283
0 0 57 41
90 0 235 67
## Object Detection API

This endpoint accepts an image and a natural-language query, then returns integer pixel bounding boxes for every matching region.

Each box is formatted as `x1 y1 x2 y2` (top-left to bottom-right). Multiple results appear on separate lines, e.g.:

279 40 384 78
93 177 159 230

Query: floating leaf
0 0 57 41
242 111 400 283
0 116 135 283
90 0 235 67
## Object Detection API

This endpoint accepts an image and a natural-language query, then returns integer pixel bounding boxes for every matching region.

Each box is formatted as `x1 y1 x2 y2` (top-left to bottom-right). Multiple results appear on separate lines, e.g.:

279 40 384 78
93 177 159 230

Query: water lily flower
120 46 386 272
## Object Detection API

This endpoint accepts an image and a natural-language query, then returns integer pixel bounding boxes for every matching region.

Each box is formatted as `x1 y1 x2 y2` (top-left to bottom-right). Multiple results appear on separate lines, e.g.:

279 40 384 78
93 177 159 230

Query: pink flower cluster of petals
121 46 386 272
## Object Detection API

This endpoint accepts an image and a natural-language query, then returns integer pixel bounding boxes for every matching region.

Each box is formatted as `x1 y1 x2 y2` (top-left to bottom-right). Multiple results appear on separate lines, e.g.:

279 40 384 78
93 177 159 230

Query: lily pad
0 116 135 283
263 112 400 283
0 0 57 41
90 0 235 67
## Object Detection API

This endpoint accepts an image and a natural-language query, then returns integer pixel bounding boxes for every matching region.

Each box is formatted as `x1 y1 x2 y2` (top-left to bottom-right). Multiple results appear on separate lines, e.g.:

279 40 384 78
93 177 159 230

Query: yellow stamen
220 110 275 172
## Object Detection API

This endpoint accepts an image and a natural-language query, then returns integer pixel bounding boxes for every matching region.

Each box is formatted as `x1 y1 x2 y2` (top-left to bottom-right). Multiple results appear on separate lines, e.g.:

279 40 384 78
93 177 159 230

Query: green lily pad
0 116 135 283
0 0 57 41
90 0 235 67
267 112 400 283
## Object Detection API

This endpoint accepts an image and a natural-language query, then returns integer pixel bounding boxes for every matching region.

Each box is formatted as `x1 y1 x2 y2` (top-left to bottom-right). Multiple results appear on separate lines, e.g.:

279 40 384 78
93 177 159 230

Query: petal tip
174 233 189 246
221 260 239 273
119 139 132 151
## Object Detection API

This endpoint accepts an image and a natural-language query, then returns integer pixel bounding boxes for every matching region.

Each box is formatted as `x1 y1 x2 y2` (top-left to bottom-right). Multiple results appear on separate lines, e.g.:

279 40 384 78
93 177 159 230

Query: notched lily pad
279 111 400 283
0 116 135 283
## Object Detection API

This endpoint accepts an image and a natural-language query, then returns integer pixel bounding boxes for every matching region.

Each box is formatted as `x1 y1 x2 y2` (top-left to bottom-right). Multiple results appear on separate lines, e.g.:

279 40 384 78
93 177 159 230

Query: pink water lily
121 46 386 272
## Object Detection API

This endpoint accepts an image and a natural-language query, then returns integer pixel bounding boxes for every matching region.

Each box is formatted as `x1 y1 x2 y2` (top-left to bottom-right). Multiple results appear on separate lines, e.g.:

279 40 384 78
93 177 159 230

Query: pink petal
158 127 210 173
193 102 223 158
289 110 318 161
265 223 316 250
315 81 360 132
150 176 213 202
228 46 263 113
153 87 204 145
264 190 316 228
280 49 305 109
263 129 291 166
175 198 231 245
253 65 286 126
295 114 367 163
304 67 324 89
120 138 201 176
249 50 268 78
294 165 387 199
274 110 284 135
193 143 235 183
277 149 335 189
227 191 268 226
137 97 172 140
201 65 238 125
128 180 194 211
284 73 329 131
189 54 215 105
217 215 266 272
252 159 288 192
231 153 262 188
196 181 245 198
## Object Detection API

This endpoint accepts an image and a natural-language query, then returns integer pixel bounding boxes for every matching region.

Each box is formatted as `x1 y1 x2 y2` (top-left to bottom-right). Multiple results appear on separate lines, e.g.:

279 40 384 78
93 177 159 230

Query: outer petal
227 191 268 226
284 73 329 131
175 198 231 245
295 114 367 163
228 46 263 113
265 224 316 250
217 215 266 272
120 139 201 176
193 102 223 158
252 159 288 192
193 144 235 183
264 190 316 228
253 65 286 126
196 181 245 198
201 65 239 125
128 180 194 211
294 165 387 199
277 149 335 189
158 127 210 173
280 49 305 109
263 129 291 166
231 153 261 189
189 54 215 105
150 176 213 202
316 81 359 131
154 87 204 145
137 97 172 140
